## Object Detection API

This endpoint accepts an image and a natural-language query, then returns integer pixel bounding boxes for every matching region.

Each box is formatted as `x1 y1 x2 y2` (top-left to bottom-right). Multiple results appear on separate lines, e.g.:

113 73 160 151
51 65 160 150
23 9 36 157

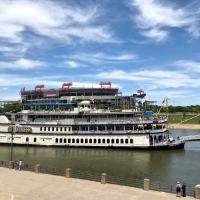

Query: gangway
180 135 200 142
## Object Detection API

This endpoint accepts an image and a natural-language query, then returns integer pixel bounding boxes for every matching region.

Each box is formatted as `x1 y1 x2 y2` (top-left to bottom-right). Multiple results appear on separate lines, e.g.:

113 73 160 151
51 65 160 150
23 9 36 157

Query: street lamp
11 126 16 161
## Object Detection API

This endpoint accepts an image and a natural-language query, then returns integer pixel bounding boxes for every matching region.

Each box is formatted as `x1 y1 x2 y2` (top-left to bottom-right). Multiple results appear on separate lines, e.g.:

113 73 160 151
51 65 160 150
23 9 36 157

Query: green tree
183 111 186 119
95 104 105 109
111 105 123 110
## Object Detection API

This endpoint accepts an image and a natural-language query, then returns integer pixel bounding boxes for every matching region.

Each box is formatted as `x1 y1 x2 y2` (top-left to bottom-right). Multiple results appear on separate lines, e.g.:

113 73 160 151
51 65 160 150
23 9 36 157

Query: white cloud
140 29 169 42
0 58 46 70
61 52 139 64
128 0 200 41
170 60 200 72
65 61 85 68
0 0 117 51
93 69 200 89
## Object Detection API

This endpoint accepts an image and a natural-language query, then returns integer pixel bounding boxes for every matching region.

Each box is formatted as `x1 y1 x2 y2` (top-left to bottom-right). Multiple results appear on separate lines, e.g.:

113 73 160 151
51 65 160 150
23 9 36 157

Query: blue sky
0 0 200 106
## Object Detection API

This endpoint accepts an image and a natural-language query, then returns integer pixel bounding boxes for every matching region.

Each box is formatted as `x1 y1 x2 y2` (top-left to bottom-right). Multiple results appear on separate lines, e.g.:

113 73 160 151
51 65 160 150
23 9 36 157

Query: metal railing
71 170 101 182
14 118 167 125
180 135 200 141
150 181 194 197
40 166 65 177
0 161 9 168
107 175 143 189
0 161 195 197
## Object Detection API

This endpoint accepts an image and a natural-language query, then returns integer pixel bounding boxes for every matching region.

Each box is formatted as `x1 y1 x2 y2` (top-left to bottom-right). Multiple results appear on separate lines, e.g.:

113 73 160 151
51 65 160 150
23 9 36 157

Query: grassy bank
150 113 200 125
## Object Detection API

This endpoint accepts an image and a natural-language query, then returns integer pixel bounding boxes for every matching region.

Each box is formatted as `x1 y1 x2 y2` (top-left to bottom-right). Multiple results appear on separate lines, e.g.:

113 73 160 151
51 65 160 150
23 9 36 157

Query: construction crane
155 98 166 117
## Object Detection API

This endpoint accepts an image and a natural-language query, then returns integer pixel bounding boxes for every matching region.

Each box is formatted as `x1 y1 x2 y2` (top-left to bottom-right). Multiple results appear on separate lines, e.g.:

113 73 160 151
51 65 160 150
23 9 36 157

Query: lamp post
11 126 16 161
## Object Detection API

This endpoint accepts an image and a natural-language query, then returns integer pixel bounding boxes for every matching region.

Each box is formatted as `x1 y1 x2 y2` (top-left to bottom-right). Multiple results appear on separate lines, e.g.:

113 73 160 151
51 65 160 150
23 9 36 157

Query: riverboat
0 101 185 150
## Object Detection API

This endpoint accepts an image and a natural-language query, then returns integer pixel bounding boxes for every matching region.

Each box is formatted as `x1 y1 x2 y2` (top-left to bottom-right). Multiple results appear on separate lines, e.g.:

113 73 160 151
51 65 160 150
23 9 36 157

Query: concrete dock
0 167 194 200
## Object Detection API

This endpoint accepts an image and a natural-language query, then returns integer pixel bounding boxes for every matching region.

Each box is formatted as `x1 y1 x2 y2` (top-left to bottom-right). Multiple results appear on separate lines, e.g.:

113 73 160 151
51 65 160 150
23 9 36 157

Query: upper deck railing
13 118 167 125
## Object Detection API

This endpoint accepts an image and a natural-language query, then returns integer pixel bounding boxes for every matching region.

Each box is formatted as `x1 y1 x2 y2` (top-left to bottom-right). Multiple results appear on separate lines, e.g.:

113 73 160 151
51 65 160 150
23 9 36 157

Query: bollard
101 173 107 184
195 184 200 199
35 164 41 174
66 168 71 178
9 161 14 169
144 179 149 191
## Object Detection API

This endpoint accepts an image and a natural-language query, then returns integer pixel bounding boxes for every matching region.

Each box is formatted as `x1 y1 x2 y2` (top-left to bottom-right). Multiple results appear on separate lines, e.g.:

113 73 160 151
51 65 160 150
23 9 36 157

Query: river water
0 129 200 187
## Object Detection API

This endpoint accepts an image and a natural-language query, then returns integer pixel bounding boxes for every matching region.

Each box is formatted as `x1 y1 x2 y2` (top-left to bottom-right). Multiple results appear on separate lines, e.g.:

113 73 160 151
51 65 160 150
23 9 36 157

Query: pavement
0 167 195 200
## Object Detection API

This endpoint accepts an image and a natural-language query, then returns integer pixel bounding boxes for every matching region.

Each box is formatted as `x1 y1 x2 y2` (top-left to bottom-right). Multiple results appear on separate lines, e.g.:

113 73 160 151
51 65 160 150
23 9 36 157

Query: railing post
195 184 200 199
144 179 149 191
101 173 107 184
66 168 71 178
35 164 41 173
9 161 14 169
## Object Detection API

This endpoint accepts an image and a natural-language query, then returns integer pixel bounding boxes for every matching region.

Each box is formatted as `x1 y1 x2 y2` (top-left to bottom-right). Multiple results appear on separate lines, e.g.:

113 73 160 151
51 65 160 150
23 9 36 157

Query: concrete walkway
0 167 194 200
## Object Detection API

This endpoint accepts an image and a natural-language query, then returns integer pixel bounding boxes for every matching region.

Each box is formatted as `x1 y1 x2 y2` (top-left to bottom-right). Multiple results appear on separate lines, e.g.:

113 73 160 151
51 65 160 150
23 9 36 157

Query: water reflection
0 129 199 187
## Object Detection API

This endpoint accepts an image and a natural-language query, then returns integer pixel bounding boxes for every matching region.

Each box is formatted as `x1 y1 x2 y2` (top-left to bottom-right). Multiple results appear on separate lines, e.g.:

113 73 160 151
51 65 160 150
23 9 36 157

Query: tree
111 105 123 110
183 111 186 119
95 104 105 109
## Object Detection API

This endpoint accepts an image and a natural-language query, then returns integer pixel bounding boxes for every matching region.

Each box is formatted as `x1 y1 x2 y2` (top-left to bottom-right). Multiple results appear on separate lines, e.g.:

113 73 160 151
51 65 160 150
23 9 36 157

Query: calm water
1 129 200 187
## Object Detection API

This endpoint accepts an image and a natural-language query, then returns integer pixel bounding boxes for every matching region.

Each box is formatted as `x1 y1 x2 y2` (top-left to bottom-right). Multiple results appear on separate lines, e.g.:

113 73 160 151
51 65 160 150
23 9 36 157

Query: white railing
180 135 200 141
12 118 167 126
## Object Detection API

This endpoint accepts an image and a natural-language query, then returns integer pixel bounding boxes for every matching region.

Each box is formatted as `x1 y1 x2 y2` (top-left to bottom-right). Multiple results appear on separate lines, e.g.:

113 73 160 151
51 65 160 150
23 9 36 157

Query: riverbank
170 124 200 129
154 113 200 125
0 167 194 200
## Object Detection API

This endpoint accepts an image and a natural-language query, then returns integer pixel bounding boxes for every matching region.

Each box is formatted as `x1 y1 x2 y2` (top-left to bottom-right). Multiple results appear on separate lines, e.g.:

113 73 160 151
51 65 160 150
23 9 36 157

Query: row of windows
26 137 37 142
55 138 133 144
40 127 71 132
40 126 148 132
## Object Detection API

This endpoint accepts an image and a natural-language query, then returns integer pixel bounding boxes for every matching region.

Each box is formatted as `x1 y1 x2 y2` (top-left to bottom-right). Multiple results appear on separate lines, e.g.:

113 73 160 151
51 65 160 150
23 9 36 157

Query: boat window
121 139 124 144
81 139 84 143
116 139 119 144
98 139 101 144
60 127 62 131
64 139 66 143
102 139 105 144
72 139 75 143
85 139 88 143
68 139 71 143
56 138 58 143
56 127 58 131
26 137 29 142
111 139 114 144
34 138 37 142
44 127 46 131
64 127 66 132
52 127 54 131
48 127 50 131
60 138 62 143
89 139 92 143
69 128 71 131
76 139 79 143
107 139 110 144
125 139 128 144
40 127 42 131
130 139 133 144
94 139 96 143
